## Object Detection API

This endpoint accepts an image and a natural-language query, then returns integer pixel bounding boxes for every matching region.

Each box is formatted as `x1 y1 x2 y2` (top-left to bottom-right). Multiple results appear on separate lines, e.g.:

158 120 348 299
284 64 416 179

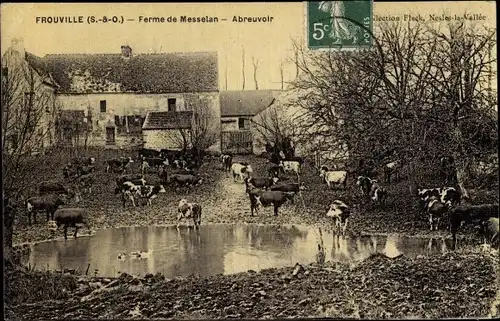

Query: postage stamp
307 0 373 49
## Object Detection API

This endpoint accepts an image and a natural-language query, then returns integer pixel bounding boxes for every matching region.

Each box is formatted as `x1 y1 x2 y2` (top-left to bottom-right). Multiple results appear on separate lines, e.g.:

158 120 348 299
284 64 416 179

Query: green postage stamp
307 0 373 49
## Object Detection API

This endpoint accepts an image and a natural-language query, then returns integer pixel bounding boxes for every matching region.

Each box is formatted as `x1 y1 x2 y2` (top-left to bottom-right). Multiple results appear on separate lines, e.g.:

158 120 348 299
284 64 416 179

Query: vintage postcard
2 1 498 319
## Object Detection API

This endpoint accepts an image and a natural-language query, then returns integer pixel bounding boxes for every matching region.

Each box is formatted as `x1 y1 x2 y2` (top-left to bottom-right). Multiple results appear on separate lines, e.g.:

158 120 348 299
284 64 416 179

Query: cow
106 157 134 173
326 200 351 235
247 185 294 216
269 182 306 204
356 176 373 197
267 163 282 178
142 157 169 169
169 174 203 188
279 160 301 177
78 174 95 194
244 176 279 194
129 178 147 186
424 196 448 231
220 154 233 172
72 157 96 166
76 165 96 177
369 180 388 207
53 208 90 240
26 194 65 225
440 187 461 206
114 181 141 207
62 163 79 180
139 148 163 160
384 160 401 183
320 166 347 189
39 181 72 197
135 184 166 206
479 217 499 246
449 204 499 250
177 199 202 229
231 163 253 182
115 174 143 187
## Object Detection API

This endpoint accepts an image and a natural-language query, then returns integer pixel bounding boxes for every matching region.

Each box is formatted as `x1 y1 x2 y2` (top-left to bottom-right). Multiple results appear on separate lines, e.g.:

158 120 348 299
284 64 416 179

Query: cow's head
89 157 96 164
299 182 307 191
272 177 279 184
178 199 189 210
158 185 167 193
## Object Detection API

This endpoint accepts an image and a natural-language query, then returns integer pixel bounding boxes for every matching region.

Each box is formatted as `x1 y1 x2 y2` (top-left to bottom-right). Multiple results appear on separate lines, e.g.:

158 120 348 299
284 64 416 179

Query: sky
1 1 497 91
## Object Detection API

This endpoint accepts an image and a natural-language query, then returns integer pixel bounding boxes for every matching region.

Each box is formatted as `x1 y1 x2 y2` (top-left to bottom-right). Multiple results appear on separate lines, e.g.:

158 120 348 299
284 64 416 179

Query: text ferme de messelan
35 15 275 24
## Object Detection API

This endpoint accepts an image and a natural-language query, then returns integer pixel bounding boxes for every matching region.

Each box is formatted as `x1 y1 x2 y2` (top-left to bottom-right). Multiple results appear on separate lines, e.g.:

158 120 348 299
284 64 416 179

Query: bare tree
167 96 218 157
2 49 58 256
242 46 246 90
279 60 284 90
252 56 259 90
250 100 297 153
287 19 497 195
225 53 228 90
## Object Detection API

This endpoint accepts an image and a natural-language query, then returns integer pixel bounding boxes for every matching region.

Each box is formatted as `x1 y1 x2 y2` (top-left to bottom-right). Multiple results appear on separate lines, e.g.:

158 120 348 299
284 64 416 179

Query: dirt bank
5 250 499 320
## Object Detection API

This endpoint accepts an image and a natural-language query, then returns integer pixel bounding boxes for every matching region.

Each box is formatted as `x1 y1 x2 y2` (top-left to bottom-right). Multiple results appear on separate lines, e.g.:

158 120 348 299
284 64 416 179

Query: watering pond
21 224 453 278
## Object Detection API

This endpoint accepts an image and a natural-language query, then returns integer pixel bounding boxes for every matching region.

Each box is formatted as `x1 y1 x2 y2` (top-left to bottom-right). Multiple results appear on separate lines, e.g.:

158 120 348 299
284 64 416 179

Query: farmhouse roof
39 51 219 94
220 90 281 117
23 52 59 87
142 111 193 130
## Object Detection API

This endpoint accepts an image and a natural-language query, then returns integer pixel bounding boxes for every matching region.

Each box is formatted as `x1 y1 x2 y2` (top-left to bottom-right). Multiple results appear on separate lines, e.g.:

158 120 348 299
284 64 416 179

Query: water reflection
22 224 453 278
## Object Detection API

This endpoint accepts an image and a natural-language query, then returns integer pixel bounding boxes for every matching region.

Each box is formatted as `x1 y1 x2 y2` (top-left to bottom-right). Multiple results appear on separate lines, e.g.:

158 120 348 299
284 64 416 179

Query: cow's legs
63 226 68 240
74 226 79 238
274 205 279 216
341 218 348 235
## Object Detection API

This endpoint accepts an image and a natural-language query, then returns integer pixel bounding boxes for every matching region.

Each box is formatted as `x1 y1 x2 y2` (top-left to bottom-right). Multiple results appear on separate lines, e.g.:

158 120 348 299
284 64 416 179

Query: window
168 98 176 112
238 117 250 130
100 100 107 113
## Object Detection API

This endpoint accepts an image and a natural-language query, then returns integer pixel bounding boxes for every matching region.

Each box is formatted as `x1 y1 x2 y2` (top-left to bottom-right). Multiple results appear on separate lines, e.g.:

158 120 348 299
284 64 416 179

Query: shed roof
220 90 281 117
142 111 193 130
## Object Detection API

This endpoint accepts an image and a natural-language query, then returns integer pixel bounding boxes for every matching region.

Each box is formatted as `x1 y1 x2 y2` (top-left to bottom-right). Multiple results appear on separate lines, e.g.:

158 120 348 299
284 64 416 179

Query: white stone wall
143 129 191 151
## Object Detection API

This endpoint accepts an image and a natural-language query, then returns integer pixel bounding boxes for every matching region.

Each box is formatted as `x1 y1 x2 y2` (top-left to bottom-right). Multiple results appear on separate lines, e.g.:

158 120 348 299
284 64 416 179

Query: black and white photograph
2 1 498 319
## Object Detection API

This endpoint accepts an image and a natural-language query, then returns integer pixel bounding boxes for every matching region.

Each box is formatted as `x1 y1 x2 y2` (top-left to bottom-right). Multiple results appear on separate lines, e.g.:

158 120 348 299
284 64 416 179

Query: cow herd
223 152 498 250
17 148 499 250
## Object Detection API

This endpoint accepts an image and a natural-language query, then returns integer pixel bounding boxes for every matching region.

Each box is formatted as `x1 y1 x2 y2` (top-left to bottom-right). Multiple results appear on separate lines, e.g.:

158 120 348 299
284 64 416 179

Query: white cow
320 166 347 189
231 163 253 182
279 160 301 177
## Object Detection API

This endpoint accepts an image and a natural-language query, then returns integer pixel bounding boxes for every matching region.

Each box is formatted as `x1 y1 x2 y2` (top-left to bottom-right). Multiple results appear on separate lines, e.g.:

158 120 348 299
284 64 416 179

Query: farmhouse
4 43 221 151
142 111 194 151
1 39 60 154
220 90 280 154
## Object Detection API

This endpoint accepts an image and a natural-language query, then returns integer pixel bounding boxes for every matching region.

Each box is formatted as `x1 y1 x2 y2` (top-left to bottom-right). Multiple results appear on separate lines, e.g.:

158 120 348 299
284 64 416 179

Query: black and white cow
247 185 294 216
136 184 166 206
320 166 347 189
424 196 448 231
115 181 141 207
369 180 388 207
326 200 351 235
356 176 373 197
231 163 253 182
177 199 202 229
384 160 401 183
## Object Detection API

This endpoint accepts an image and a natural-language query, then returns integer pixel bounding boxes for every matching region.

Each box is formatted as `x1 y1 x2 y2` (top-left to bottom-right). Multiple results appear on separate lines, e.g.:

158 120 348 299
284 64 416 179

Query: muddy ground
5 250 500 319
6 148 500 319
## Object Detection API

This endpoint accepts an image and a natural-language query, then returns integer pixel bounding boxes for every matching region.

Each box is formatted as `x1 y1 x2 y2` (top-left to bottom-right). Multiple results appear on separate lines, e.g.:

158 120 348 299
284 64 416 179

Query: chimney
121 45 132 59
11 38 25 57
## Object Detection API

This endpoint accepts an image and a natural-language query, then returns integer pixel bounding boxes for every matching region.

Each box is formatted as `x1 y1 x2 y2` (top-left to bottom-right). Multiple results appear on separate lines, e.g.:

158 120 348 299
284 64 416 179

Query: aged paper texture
2 1 498 319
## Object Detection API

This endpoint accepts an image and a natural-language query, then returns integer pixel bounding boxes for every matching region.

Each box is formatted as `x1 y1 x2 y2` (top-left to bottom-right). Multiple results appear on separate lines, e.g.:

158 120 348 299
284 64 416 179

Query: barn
220 90 280 154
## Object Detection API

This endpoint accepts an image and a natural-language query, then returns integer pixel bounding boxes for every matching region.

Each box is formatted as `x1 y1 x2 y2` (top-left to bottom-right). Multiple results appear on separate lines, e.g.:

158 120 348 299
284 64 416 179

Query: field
6 147 500 319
